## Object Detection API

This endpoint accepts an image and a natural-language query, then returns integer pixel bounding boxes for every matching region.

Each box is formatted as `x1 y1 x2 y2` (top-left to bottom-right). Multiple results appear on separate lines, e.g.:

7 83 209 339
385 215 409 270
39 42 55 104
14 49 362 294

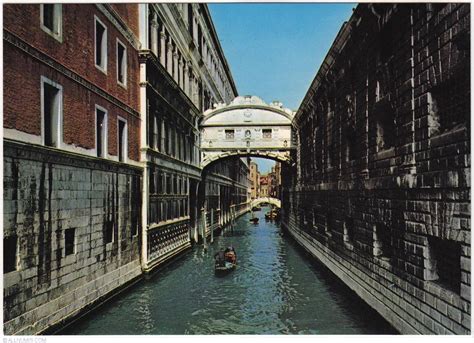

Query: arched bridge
251 197 281 209
200 96 296 168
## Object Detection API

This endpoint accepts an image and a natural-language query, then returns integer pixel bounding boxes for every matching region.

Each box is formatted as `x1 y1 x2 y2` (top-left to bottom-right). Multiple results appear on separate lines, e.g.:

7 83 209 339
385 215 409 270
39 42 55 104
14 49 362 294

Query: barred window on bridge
262 129 272 139
225 129 235 140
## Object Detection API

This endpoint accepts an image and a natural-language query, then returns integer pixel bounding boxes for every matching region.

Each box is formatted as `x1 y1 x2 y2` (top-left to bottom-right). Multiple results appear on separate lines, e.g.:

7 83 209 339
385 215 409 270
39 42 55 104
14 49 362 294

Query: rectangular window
105 221 114 243
116 39 127 86
429 237 461 293
164 124 169 154
157 172 163 194
118 118 127 162
4 235 18 273
153 115 159 151
96 106 107 158
149 169 155 194
187 4 193 36
40 4 62 41
428 63 469 136
374 224 393 261
372 96 396 151
344 217 354 245
345 124 357 162
41 77 62 148
225 129 235 140
262 129 272 139
197 24 202 52
95 16 107 72
64 228 76 256
166 174 171 194
172 128 177 157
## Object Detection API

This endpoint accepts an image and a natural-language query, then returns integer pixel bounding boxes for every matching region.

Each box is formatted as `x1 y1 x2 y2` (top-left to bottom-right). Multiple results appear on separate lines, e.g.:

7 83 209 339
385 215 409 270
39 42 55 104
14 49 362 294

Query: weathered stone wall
3 141 142 335
284 3 470 334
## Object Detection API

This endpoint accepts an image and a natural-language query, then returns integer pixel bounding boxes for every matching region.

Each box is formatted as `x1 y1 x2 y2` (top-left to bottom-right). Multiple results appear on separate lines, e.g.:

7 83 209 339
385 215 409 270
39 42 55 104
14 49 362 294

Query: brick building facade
283 3 470 334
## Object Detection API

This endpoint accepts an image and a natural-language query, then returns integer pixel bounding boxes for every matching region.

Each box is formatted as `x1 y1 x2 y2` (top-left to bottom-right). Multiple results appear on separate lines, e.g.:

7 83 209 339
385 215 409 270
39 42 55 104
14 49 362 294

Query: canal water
61 209 396 335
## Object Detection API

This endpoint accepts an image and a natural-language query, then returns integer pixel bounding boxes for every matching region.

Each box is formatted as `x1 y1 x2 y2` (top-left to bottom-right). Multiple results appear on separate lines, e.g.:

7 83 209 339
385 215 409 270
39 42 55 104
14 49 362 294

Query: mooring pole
210 209 214 243
201 207 207 249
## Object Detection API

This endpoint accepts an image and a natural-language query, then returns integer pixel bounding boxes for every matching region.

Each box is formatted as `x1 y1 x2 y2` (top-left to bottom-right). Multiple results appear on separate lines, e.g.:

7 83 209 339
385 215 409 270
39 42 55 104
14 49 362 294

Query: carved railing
147 217 190 262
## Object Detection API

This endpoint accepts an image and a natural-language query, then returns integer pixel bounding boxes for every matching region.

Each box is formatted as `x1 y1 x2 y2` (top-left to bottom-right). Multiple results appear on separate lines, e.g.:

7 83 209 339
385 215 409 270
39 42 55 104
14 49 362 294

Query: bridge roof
202 96 295 126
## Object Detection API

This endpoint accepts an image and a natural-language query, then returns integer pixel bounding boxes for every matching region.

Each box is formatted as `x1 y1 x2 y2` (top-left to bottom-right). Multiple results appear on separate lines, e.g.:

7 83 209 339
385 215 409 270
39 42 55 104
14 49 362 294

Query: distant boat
251 206 261 211
265 208 280 220
250 210 259 223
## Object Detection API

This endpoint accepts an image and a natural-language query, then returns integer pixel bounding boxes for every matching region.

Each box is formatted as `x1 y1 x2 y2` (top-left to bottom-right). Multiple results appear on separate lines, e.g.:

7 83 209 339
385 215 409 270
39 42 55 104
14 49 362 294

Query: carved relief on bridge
200 96 296 168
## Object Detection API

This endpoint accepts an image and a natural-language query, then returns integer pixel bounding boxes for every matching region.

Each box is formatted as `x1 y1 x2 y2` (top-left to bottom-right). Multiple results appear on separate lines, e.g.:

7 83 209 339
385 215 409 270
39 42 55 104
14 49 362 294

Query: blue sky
209 3 355 173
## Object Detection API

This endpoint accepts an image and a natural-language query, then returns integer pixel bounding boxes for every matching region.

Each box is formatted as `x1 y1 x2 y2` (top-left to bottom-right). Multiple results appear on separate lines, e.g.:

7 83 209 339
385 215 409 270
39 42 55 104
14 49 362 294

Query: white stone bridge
251 197 281 208
200 95 296 168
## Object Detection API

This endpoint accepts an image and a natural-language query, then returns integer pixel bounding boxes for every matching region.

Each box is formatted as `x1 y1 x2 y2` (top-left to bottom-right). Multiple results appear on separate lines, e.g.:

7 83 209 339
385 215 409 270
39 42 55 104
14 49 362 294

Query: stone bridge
200 95 296 168
251 197 281 208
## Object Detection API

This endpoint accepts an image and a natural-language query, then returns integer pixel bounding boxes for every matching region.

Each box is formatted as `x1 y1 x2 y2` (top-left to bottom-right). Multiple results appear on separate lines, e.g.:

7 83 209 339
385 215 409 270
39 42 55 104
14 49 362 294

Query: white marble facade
201 96 295 167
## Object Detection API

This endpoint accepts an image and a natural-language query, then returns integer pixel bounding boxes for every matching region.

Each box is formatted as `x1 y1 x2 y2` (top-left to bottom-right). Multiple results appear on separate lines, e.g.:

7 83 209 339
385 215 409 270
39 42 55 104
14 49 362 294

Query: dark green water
61 209 396 335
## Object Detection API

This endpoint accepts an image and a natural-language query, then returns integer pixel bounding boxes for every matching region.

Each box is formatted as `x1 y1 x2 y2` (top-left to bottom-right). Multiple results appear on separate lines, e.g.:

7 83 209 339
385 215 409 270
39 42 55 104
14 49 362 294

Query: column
189 71 195 103
193 18 198 44
138 57 149 270
193 78 197 107
210 210 214 243
173 46 179 83
138 4 149 49
160 27 166 66
201 208 207 247
151 13 159 56
179 56 184 90
160 119 165 152
167 37 173 75
185 64 191 98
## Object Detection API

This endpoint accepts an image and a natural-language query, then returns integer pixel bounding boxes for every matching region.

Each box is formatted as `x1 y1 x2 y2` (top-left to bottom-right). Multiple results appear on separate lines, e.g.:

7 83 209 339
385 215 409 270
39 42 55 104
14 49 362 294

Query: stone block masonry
3 140 142 335
284 3 470 334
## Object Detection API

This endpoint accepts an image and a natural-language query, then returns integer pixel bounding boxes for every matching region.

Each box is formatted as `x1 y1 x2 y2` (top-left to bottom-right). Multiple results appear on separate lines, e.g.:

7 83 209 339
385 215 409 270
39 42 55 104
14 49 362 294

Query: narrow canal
61 208 396 335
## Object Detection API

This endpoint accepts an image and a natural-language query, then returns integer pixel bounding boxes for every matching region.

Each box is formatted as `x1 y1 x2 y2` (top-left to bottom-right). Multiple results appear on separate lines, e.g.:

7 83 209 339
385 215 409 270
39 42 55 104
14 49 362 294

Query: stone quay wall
283 3 470 334
3 140 143 335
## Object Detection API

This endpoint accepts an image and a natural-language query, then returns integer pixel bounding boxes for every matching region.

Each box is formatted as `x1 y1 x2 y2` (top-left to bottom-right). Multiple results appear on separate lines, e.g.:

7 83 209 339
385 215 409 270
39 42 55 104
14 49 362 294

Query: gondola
265 208 280 220
214 247 237 275
249 211 259 223
214 261 236 274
